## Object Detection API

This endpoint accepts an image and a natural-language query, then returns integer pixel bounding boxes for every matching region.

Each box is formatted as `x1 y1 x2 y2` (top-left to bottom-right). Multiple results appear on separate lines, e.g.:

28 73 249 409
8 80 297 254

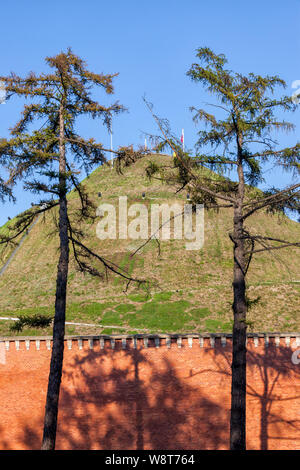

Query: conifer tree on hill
125 48 300 450
0 172 12 202
0 49 145 450
0 144 15 202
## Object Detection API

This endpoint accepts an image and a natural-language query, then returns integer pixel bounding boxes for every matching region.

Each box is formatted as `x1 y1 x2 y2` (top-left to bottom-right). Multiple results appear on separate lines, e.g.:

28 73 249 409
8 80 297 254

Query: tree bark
41 103 69 450
230 210 247 450
230 134 247 450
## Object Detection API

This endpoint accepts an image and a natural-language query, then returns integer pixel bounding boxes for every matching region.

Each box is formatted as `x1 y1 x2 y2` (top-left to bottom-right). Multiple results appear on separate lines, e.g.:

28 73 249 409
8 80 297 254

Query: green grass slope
0 154 299 336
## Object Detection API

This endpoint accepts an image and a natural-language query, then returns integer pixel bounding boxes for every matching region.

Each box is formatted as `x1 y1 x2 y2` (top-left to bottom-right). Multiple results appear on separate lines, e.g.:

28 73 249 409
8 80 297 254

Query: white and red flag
181 129 184 150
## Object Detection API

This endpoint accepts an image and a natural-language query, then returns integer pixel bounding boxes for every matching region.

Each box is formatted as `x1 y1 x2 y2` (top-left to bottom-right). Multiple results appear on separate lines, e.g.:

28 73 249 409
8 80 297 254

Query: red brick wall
0 335 300 450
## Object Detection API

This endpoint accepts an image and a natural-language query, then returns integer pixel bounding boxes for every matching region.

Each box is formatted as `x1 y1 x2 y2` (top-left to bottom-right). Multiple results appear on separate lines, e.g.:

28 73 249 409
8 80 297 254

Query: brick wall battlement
0 332 300 450
1 332 300 353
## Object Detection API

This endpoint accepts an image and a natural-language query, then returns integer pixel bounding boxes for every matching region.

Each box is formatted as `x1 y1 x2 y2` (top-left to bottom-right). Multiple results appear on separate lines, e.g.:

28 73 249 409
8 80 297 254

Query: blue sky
0 0 300 225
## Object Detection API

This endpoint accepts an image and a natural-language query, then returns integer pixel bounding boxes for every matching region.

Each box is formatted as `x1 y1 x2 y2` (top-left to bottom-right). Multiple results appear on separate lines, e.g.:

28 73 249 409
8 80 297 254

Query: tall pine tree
135 48 300 450
0 49 144 449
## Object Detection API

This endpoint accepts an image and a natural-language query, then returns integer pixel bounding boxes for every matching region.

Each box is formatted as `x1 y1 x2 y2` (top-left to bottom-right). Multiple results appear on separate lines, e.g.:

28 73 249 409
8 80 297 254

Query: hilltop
0 154 299 336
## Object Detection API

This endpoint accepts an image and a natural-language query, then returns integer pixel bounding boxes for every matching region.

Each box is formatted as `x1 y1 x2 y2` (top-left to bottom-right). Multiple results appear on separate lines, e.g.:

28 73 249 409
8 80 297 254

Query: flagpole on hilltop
110 123 113 169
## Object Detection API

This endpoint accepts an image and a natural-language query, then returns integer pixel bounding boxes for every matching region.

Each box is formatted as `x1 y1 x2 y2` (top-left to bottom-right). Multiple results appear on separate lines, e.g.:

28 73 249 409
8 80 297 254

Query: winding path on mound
0 316 149 333
0 214 41 277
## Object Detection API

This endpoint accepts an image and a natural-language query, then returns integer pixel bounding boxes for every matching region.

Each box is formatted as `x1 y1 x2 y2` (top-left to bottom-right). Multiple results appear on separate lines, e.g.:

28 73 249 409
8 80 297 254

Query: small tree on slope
134 48 300 450
0 50 145 450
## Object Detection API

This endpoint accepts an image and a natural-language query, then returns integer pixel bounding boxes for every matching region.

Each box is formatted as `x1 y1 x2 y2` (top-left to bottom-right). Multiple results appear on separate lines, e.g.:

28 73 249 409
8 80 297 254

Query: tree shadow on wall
4 339 298 450
247 343 300 450
44 343 229 450
196 341 300 450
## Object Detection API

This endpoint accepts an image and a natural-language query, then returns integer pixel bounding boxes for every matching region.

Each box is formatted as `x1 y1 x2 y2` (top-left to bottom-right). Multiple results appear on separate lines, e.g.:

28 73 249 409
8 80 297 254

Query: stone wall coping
1 333 300 351
1 332 300 342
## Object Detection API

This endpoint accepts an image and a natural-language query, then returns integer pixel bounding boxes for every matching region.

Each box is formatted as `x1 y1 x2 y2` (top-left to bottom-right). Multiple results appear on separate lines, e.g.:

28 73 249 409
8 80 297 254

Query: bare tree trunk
230 211 247 450
41 103 69 450
230 135 247 450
